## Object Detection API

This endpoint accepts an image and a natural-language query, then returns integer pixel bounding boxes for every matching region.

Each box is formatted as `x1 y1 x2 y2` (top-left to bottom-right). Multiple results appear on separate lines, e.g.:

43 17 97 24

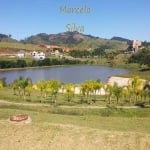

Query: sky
0 0 150 41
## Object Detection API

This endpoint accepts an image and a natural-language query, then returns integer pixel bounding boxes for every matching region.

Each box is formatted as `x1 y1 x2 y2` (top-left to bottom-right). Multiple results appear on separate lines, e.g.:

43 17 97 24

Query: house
54 50 60 56
17 50 25 58
132 40 142 52
31 51 45 60
127 40 142 53
39 44 71 53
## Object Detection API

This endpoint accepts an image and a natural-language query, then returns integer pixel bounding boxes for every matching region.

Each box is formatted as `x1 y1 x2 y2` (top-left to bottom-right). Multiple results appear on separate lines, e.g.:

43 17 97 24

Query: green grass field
0 83 150 150
0 103 150 150
0 105 150 133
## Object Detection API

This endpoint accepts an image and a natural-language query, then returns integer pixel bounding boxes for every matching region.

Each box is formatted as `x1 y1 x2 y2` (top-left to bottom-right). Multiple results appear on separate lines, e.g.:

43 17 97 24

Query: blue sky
0 0 150 41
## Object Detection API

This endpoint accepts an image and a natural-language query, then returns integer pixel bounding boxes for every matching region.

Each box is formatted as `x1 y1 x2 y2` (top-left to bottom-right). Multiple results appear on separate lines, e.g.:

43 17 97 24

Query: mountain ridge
0 32 139 51
19 32 128 50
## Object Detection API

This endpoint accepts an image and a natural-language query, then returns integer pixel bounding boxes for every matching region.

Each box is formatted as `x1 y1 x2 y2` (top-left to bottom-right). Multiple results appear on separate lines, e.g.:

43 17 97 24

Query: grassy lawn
0 104 150 133
0 104 150 150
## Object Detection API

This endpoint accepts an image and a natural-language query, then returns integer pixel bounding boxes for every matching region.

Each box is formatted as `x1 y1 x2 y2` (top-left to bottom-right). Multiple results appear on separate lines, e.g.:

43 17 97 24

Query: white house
32 51 45 60
54 50 60 56
16 50 25 58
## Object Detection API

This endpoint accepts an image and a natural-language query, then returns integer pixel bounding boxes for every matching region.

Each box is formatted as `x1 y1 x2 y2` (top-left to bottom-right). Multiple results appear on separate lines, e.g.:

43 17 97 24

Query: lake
0 65 129 84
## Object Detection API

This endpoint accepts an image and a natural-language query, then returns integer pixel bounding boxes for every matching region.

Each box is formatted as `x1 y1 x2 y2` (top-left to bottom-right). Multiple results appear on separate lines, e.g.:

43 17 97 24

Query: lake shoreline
0 65 69 72
0 64 131 72
0 65 130 84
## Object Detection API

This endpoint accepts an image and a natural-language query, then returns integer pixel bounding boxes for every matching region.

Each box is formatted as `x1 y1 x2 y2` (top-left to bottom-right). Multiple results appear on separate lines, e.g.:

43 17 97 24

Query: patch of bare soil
0 48 18 54
0 121 149 150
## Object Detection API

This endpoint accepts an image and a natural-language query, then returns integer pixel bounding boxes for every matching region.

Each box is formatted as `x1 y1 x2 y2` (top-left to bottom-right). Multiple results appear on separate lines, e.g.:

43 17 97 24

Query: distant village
15 44 70 60
0 40 145 60
16 40 144 60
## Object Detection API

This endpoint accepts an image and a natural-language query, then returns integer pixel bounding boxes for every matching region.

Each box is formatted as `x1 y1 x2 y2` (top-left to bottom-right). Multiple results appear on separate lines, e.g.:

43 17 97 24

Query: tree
122 85 133 103
12 76 24 96
16 59 27 68
104 49 118 66
25 85 32 97
128 76 145 103
36 79 47 100
80 80 102 104
112 82 123 104
92 80 102 102
12 79 19 95
64 83 74 102
104 84 114 104
46 79 61 105
11 76 32 100
143 80 150 104
21 77 32 99
128 47 150 67
80 80 94 104
92 47 105 58
0 77 7 87
0 80 3 89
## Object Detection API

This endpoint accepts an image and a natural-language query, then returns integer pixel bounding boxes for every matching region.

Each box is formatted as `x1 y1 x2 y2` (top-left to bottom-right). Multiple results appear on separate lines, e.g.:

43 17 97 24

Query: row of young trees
80 77 150 105
7 76 150 106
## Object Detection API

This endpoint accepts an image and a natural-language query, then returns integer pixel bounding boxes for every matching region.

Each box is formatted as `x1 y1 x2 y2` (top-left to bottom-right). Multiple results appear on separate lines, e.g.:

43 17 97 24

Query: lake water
0 65 129 84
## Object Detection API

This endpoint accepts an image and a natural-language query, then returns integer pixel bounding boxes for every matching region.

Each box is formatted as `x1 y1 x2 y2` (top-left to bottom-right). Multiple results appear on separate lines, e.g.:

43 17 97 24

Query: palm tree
112 82 123 104
128 76 145 103
92 80 102 102
80 80 94 104
11 76 32 100
121 85 132 103
12 76 24 96
103 83 112 104
126 84 134 103
46 79 61 105
0 80 3 89
25 85 32 97
80 80 102 104
12 79 18 95
80 84 86 103
22 77 32 95
64 83 74 102
36 79 47 100
143 80 150 104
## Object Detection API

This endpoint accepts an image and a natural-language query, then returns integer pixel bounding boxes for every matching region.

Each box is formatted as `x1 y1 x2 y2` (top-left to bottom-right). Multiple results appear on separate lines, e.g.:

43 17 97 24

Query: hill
0 33 17 42
111 36 132 44
0 32 130 52
21 32 128 51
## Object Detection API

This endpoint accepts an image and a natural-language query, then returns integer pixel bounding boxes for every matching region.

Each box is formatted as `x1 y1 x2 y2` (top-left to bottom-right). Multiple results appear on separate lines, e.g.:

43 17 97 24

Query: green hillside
0 42 45 51
21 32 128 51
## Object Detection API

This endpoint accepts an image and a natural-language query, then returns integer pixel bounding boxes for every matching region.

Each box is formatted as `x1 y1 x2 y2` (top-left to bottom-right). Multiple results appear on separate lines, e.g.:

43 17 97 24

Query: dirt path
0 99 141 109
